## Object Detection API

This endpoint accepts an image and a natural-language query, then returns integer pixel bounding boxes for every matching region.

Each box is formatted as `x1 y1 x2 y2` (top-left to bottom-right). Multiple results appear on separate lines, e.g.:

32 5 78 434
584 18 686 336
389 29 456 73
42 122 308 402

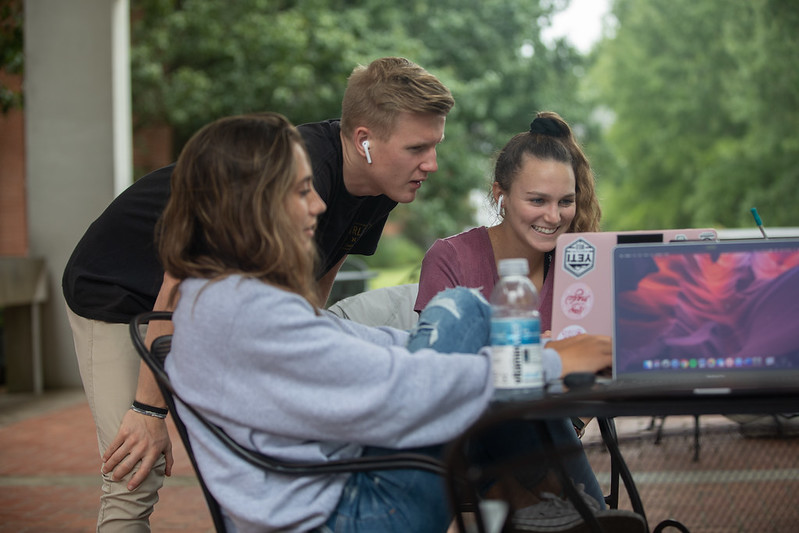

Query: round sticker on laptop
556 324 587 340
560 282 594 320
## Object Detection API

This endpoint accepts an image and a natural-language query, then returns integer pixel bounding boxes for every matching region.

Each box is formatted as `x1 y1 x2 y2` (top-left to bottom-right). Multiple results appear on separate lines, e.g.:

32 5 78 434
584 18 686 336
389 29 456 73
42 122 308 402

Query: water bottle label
491 344 543 388
490 317 540 345
490 317 543 389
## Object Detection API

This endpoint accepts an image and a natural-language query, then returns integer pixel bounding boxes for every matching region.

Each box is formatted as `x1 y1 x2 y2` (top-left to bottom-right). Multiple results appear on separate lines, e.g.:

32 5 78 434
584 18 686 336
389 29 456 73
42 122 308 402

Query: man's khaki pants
66 305 166 533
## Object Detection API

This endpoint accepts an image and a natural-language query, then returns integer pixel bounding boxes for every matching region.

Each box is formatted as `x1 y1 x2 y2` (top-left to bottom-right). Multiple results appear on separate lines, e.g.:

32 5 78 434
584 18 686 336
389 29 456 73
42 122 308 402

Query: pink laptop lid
551 229 717 340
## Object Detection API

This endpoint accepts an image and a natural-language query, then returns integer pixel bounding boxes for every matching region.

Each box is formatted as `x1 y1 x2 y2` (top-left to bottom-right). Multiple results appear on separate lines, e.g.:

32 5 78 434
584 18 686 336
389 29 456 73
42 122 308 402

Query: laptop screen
612 239 799 380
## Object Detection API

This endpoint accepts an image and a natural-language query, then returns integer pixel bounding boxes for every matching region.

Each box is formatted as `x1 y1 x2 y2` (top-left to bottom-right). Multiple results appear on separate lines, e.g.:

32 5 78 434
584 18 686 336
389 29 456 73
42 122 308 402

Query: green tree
382 0 592 246
590 0 799 230
0 0 24 113
130 0 587 248
698 0 799 227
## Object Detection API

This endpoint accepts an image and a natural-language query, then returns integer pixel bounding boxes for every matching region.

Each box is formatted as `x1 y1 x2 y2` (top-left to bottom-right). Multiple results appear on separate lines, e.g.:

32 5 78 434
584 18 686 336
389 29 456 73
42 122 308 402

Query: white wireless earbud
496 194 504 216
361 140 372 164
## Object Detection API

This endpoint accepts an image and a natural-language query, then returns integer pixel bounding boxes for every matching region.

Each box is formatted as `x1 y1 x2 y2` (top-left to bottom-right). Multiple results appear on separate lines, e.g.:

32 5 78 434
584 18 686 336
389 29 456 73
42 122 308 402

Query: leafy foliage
9 0 796 243
590 0 799 230
130 0 588 247
0 0 24 113
360 234 424 270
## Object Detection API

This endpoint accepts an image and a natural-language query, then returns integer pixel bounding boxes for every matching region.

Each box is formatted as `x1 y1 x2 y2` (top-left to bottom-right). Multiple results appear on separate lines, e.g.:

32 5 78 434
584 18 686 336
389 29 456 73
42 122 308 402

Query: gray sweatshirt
166 276 494 532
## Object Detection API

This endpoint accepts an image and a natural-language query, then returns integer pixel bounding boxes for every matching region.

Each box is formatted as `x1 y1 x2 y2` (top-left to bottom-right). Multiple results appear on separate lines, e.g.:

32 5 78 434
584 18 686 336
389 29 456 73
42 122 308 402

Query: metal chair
443 397 692 533
443 412 646 532
328 287 674 532
327 282 420 329
649 415 702 462
130 310 451 532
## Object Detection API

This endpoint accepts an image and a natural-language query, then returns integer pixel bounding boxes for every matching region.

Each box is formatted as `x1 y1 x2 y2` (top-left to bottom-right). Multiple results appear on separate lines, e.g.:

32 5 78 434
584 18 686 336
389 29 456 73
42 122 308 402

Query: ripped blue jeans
318 288 603 533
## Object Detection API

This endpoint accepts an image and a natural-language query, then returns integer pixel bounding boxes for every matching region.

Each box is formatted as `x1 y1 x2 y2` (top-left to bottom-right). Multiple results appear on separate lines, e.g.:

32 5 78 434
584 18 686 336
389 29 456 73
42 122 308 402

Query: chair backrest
130 311 229 532
327 283 420 330
130 310 450 531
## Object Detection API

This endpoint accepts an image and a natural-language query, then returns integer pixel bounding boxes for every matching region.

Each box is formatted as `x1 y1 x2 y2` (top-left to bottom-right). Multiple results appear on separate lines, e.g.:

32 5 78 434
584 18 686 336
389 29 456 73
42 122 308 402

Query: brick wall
133 122 174 178
0 71 27 257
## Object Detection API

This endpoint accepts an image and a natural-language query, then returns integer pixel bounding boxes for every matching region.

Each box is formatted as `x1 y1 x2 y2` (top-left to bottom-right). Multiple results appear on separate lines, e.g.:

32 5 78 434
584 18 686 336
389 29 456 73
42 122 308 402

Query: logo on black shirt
343 223 369 253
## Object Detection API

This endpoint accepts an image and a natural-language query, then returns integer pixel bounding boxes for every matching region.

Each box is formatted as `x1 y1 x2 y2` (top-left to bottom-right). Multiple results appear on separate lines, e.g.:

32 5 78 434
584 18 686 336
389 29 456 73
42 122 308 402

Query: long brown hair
157 112 320 307
493 111 601 232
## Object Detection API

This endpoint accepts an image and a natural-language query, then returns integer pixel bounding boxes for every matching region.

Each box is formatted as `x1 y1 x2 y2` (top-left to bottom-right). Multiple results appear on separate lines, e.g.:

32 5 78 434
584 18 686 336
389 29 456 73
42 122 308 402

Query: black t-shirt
62 120 397 323
305 120 397 275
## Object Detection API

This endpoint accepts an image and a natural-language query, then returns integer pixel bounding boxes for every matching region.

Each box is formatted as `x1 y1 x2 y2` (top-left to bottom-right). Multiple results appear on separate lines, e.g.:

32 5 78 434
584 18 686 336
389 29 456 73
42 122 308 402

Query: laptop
610 238 799 394
551 229 717 340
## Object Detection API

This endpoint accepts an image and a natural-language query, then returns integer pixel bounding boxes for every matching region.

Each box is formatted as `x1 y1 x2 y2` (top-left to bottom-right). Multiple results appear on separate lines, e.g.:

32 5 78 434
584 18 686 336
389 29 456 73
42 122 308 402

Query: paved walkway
581 415 799 532
0 388 213 532
0 389 797 532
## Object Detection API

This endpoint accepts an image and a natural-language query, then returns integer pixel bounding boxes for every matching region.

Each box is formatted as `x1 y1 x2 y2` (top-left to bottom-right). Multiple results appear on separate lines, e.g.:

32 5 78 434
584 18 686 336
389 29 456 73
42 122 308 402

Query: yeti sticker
562 238 596 278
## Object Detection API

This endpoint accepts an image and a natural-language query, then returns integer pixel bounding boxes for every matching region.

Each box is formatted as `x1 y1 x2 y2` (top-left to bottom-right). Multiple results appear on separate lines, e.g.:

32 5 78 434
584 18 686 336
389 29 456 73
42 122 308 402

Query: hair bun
529 116 568 137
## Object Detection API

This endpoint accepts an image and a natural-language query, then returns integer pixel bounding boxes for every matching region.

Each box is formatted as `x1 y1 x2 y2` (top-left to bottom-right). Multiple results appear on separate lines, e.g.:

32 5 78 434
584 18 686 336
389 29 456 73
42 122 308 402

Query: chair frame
444 414 648 533
133 310 684 533
130 310 450 532
443 400 693 533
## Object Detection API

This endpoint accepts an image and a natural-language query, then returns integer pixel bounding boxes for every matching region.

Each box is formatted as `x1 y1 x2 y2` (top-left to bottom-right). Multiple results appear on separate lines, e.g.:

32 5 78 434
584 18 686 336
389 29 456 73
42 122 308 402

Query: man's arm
317 255 347 307
101 272 179 490
134 271 178 406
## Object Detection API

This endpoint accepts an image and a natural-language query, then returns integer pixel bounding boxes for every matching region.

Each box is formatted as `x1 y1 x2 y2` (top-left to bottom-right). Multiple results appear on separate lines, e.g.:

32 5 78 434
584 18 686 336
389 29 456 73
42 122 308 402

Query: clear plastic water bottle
490 258 543 401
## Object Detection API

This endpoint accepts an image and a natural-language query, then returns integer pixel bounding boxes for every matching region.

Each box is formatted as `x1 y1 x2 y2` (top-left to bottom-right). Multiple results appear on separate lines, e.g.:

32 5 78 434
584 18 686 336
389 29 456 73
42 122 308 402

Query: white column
24 0 131 388
112 0 132 195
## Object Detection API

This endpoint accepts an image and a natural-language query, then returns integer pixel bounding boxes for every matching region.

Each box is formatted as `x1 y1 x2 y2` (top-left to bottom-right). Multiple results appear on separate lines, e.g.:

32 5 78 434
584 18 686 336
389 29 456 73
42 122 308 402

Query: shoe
511 489 646 532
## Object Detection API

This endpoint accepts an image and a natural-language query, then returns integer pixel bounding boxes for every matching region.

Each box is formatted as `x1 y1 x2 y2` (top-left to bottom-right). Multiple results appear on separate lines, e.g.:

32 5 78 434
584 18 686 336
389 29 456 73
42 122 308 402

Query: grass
369 264 420 290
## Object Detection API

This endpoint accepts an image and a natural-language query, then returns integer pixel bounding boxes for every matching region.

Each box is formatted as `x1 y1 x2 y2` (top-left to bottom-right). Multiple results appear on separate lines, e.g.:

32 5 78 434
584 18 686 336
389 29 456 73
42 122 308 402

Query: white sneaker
512 486 645 532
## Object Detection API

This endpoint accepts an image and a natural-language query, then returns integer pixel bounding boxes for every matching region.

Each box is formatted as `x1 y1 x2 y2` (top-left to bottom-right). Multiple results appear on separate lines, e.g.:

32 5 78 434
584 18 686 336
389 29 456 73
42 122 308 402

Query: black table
444 381 799 533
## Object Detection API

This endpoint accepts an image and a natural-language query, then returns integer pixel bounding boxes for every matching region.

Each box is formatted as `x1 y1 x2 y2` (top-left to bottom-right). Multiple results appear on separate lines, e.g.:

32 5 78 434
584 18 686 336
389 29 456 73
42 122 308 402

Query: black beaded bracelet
131 400 168 419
